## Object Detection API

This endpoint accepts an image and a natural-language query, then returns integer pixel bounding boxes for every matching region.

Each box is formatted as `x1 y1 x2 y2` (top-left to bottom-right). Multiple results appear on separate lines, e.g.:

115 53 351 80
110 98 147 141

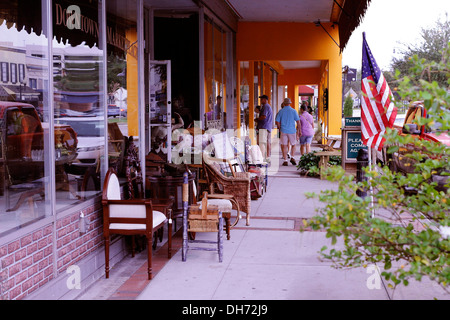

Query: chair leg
147 235 153 280
105 236 110 279
218 213 223 263
222 212 231 240
168 217 173 259
182 207 188 262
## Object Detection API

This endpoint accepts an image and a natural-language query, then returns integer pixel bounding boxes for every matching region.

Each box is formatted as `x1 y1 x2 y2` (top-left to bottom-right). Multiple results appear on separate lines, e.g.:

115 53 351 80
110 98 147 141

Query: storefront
0 0 369 299
0 0 239 300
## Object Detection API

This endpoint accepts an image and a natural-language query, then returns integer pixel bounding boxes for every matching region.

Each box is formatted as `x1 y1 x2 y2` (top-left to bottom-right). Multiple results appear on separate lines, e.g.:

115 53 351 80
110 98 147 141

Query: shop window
204 18 228 129
0 0 51 236
52 0 105 212
239 61 250 132
106 0 138 175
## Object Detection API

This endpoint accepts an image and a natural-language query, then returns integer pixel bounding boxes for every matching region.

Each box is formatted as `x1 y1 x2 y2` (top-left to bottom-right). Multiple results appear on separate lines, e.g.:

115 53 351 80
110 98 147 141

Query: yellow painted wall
236 22 342 135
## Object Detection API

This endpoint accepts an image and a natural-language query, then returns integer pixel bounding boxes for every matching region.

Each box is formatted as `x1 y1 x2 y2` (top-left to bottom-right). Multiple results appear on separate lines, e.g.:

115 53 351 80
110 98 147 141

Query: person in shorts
275 98 301 166
256 95 273 162
299 104 314 155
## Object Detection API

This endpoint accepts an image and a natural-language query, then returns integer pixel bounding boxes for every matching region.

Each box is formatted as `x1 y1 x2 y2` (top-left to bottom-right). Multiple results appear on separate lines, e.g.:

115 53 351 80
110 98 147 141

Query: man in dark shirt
256 94 273 161
214 95 222 120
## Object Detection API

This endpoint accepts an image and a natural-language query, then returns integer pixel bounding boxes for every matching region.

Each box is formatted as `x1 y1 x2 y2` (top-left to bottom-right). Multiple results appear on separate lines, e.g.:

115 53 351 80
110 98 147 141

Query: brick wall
0 201 103 300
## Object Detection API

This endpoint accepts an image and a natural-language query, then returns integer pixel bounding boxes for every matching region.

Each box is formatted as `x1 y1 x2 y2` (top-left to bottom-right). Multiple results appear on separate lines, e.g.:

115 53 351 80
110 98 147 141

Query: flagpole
368 147 375 218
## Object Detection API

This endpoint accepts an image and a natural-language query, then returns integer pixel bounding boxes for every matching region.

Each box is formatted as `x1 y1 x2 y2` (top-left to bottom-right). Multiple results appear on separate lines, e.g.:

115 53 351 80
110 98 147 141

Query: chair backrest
247 145 265 164
211 131 235 160
103 168 121 200
103 167 149 229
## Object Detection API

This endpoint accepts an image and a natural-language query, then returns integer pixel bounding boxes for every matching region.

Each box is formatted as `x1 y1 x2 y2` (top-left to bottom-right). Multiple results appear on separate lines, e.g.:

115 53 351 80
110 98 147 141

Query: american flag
360 33 397 151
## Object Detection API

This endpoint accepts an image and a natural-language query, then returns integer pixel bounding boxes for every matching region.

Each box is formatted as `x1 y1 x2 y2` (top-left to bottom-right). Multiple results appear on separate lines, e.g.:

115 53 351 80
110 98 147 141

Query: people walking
275 100 290 159
256 94 273 162
275 97 301 166
299 103 314 155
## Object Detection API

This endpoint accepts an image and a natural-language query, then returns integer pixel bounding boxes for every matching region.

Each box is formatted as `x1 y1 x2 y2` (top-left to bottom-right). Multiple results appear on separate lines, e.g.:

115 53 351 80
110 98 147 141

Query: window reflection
53 0 105 211
0 0 50 236
204 18 227 130
239 61 250 133
106 0 137 176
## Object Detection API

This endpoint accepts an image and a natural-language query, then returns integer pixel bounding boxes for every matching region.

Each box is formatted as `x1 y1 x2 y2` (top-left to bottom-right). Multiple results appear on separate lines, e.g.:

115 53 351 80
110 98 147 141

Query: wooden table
146 173 196 222
314 150 342 180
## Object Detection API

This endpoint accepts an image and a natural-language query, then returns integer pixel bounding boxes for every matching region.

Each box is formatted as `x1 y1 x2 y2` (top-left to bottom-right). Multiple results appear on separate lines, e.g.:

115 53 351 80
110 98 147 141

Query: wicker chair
202 152 251 226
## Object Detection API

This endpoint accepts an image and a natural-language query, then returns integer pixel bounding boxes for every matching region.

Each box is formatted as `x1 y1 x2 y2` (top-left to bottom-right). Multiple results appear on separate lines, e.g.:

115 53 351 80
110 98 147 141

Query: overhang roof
0 0 370 51
226 0 371 51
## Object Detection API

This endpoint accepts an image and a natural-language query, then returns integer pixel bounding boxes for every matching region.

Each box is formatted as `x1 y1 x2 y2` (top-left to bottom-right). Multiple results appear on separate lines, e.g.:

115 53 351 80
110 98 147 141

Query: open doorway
153 12 200 128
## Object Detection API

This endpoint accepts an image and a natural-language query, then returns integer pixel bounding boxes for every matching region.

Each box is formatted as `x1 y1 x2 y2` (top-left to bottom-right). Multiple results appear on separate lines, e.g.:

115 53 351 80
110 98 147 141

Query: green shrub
297 151 341 177
343 95 354 117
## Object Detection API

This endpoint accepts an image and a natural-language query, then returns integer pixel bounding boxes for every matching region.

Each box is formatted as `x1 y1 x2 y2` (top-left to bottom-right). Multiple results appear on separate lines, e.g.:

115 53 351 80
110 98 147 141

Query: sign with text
346 131 367 160
344 117 361 127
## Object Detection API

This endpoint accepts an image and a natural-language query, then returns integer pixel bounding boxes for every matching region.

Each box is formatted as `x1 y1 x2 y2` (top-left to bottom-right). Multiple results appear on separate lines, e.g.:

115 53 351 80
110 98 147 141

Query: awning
0 0 101 48
337 0 372 52
0 0 44 37
298 85 315 95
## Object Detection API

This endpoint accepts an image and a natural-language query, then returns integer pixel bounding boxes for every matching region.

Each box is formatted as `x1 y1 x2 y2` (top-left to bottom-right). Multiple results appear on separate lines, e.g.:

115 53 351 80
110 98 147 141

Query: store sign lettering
346 131 367 159
55 4 98 37
54 3 137 58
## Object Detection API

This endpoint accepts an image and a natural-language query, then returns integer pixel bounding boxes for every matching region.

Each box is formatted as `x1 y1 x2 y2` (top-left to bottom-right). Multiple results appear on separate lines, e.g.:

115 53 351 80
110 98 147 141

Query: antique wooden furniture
145 152 165 177
102 168 173 280
182 173 223 262
202 152 251 226
146 171 196 230
123 137 175 250
187 167 238 240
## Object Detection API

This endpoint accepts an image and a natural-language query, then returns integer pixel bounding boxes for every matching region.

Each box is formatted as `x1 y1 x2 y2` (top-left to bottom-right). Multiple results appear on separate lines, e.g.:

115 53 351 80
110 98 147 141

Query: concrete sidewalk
76 148 449 300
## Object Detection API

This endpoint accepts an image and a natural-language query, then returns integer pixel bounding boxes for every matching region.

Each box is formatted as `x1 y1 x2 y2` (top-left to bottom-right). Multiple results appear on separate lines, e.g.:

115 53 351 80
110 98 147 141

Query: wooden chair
202 152 251 226
210 132 264 200
123 137 174 249
186 166 239 240
182 172 224 262
102 139 174 280
102 168 173 280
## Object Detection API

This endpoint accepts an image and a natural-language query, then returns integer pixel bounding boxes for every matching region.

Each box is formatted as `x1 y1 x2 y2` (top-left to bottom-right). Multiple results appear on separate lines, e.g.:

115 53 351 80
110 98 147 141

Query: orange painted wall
279 68 321 111
237 22 340 61
126 28 139 137
236 22 342 135
278 68 321 86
